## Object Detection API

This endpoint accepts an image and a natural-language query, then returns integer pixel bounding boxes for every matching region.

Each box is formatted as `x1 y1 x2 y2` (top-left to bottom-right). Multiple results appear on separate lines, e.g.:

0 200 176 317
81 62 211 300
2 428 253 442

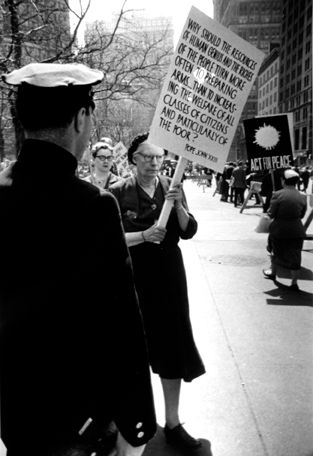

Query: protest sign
243 114 294 172
113 141 130 177
148 6 265 173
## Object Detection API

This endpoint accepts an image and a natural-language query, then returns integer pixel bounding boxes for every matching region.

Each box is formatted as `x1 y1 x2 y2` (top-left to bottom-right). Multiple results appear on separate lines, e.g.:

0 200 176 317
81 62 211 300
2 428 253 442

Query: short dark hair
127 132 149 164
16 83 95 130
284 176 299 186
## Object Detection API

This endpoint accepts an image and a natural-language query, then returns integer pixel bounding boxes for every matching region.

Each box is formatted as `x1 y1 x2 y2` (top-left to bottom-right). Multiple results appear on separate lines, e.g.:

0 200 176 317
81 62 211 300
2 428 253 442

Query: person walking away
300 166 311 192
231 161 246 207
110 133 205 452
260 169 283 213
263 169 307 291
0 63 156 456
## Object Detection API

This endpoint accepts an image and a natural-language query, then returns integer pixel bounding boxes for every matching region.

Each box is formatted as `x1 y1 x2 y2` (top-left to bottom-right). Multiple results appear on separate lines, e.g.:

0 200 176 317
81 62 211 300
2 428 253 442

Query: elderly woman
84 140 121 189
110 133 205 450
263 169 307 291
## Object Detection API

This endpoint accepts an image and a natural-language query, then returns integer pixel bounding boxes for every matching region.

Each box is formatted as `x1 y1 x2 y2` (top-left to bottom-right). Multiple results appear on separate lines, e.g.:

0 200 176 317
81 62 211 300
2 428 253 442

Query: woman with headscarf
110 133 205 451
263 169 307 291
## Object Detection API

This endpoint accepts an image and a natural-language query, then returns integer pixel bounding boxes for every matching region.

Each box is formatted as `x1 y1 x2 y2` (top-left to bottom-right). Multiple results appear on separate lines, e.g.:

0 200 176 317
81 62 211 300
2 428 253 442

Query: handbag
255 214 272 233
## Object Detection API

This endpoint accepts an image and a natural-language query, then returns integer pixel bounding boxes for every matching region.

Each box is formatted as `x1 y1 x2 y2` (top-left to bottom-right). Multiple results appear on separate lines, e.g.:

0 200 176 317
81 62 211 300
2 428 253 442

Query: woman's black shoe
263 269 276 280
164 424 202 450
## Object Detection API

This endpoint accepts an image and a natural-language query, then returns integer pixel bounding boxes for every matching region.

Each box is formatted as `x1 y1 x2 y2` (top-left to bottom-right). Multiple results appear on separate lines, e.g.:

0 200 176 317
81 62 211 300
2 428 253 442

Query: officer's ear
74 107 88 134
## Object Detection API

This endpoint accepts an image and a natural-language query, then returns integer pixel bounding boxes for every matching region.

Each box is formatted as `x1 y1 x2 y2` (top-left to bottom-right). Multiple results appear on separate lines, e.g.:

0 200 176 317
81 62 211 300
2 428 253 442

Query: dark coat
110 176 205 382
268 187 307 239
231 166 246 188
0 140 156 455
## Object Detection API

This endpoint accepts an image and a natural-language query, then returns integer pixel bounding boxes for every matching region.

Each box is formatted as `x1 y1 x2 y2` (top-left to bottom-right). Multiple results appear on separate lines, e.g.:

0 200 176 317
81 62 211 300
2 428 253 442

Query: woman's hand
165 183 184 209
142 223 166 243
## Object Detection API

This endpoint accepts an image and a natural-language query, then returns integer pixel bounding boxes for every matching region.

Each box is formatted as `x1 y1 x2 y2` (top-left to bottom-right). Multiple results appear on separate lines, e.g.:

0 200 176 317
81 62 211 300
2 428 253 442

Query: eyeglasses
96 155 113 161
135 153 164 162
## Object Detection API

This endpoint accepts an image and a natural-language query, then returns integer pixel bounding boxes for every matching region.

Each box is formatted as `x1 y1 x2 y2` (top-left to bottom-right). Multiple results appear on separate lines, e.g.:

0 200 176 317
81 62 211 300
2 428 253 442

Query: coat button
136 422 143 429
137 431 144 438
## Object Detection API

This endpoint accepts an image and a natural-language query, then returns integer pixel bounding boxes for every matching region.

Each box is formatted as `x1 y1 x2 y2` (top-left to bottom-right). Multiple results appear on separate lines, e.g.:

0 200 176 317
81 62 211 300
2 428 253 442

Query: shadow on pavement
265 282 313 307
275 265 313 281
144 425 213 456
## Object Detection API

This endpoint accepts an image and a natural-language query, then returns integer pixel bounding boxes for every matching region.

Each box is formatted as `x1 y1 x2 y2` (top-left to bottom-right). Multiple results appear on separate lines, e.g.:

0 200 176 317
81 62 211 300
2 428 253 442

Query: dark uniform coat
0 140 156 456
110 176 205 382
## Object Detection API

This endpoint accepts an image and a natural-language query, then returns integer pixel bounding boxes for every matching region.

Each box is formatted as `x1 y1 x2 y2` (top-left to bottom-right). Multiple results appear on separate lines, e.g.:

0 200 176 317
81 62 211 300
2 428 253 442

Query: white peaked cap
2 63 104 87
284 169 299 179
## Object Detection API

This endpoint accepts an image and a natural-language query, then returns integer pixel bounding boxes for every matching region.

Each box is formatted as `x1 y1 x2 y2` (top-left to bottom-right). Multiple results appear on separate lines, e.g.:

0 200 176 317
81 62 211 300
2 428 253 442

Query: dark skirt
270 236 304 270
129 242 205 382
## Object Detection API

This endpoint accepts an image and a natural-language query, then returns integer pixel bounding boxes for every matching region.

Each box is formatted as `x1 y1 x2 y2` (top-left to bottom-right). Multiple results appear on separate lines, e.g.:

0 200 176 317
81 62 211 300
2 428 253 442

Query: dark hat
128 132 149 164
2 62 103 87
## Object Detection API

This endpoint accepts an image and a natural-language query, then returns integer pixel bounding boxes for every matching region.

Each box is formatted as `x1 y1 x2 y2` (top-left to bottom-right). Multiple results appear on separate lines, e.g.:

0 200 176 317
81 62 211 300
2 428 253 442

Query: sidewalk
145 179 313 456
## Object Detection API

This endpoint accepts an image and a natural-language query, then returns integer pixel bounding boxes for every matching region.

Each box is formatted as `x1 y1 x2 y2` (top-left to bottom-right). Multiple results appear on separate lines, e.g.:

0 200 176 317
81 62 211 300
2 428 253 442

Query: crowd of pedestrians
197 161 311 292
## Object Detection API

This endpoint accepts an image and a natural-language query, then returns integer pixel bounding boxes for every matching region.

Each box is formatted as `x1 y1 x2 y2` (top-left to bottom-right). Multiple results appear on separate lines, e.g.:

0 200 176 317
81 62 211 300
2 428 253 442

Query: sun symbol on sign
253 123 280 150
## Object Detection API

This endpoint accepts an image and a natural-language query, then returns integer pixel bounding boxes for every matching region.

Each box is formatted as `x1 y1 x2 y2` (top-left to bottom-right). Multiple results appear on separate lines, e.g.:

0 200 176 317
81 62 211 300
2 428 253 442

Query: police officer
0 63 156 456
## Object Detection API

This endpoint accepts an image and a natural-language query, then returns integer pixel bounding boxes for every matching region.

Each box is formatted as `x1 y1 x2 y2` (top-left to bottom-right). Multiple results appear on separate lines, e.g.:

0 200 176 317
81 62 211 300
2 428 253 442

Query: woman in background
263 169 307 291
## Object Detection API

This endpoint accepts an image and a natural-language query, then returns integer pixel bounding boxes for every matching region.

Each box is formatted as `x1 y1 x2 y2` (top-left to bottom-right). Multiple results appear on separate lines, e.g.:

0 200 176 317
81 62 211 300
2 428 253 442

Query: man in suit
0 63 156 456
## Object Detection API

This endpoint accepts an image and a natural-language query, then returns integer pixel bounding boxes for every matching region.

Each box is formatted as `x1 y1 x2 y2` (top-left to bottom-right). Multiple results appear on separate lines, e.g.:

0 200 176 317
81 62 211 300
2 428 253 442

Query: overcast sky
70 0 214 45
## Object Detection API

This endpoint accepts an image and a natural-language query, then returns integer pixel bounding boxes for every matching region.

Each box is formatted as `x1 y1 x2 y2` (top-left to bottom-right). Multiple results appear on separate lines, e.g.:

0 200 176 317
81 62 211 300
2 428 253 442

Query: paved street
145 178 313 456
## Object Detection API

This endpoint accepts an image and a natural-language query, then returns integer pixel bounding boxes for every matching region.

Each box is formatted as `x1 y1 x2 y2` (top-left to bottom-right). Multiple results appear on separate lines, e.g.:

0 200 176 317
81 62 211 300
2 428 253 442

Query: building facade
257 47 280 115
278 0 312 163
213 0 282 160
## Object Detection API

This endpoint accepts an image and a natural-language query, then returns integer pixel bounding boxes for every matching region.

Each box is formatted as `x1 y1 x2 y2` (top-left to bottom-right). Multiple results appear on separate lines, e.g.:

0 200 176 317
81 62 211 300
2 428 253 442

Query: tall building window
302 127 307 149
305 58 310 70
303 106 308 119
295 129 300 150
306 41 311 53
